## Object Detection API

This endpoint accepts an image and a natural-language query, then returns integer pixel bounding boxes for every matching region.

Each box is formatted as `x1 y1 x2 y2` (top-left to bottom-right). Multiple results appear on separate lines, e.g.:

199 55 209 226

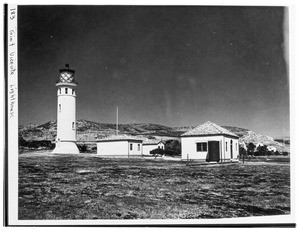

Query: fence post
187 154 189 166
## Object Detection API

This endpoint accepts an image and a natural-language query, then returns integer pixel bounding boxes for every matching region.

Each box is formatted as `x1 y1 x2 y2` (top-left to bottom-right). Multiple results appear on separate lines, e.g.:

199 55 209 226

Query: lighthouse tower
52 64 79 154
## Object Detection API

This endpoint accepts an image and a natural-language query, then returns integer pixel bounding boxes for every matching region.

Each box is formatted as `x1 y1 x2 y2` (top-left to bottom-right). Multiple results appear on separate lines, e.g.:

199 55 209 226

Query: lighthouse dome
56 63 78 86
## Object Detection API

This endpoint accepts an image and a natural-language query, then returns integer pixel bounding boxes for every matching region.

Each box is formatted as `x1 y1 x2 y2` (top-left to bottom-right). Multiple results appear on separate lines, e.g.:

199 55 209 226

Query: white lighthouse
52 64 79 154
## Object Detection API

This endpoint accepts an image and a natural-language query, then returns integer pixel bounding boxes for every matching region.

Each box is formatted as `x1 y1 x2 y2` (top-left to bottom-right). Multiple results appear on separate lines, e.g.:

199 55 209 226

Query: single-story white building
181 121 239 162
97 134 143 157
142 139 164 155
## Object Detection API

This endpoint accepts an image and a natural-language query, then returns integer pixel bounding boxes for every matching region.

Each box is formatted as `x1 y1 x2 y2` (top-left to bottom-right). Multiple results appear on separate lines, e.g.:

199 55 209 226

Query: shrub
247 143 255 155
239 146 247 156
256 145 268 156
164 139 181 156
150 148 165 155
282 152 289 156
77 144 88 153
274 151 280 156
27 141 40 149
19 135 27 147
147 136 156 140
19 136 55 150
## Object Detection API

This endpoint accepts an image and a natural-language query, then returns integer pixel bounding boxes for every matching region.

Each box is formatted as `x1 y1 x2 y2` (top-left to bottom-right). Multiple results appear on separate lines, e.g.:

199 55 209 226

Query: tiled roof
181 121 239 138
97 134 143 142
143 139 163 145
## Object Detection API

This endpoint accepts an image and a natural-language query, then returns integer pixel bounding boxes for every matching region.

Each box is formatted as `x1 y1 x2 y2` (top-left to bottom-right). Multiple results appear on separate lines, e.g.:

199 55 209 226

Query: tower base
52 141 79 154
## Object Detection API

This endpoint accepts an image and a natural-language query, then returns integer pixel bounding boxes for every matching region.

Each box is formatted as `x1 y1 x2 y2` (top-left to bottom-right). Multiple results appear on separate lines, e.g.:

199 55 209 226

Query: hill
19 119 181 142
19 120 289 153
223 126 289 153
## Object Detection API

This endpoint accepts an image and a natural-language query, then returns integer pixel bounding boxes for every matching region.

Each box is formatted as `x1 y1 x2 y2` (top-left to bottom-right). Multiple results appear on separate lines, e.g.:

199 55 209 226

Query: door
207 141 220 162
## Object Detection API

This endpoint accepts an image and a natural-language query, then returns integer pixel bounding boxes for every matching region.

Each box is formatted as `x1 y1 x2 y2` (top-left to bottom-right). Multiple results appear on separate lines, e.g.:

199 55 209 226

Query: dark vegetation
19 135 55 150
274 139 290 145
239 143 288 158
77 144 88 153
19 153 290 220
150 148 165 156
150 140 181 157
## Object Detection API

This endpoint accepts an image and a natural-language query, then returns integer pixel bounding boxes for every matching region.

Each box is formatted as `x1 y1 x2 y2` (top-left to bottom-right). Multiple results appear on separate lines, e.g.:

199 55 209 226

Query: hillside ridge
19 119 289 152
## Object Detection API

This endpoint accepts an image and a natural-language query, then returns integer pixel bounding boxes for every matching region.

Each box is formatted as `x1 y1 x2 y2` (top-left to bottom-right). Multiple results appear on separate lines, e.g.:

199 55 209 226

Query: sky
18 5 289 138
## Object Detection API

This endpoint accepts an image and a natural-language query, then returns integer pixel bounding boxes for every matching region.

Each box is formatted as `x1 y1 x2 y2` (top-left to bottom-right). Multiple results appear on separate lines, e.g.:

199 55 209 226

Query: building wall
143 142 165 155
128 141 143 156
222 136 239 160
97 141 129 155
158 143 164 149
97 140 143 156
57 87 76 142
181 135 239 161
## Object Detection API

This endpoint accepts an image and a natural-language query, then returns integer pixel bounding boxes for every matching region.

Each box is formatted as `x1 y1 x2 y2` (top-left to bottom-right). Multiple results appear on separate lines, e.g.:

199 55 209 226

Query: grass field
19 152 290 220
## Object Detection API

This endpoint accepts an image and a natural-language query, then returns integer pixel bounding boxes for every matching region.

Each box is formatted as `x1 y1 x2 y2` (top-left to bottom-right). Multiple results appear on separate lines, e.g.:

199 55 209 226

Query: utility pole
116 106 118 136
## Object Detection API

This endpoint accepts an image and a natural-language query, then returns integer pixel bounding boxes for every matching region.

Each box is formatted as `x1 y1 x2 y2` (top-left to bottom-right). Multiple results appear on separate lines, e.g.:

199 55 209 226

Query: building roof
181 121 239 138
143 139 164 145
97 134 143 142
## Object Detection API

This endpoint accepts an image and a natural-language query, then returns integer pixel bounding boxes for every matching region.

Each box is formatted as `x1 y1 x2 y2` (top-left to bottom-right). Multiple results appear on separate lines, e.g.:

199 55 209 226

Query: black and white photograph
4 1 297 227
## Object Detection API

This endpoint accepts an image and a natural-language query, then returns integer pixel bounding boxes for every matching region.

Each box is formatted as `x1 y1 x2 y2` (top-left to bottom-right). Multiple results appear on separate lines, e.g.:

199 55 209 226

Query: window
59 88 61 94
226 142 228 152
65 88 68 94
72 122 75 129
130 143 133 151
72 89 75 94
138 144 140 151
196 142 207 152
236 143 237 151
59 104 61 111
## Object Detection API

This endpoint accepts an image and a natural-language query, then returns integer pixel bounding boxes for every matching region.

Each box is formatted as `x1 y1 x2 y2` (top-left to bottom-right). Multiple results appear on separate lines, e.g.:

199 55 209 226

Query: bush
282 152 289 156
274 151 280 156
247 143 255 155
19 135 27 147
256 145 268 156
164 139 181 156
77 144 88 153
239 146 247 156
147 136 156 140
19 135 55 150
150 148 165 155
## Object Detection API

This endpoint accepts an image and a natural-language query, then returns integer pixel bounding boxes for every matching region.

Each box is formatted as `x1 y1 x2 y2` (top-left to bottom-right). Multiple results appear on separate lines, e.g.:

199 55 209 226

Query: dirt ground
18 152 290 219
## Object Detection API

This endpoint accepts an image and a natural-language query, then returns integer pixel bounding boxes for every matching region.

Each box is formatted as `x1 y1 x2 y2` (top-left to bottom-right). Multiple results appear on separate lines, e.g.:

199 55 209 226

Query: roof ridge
181 121 238 137
210 122 225 133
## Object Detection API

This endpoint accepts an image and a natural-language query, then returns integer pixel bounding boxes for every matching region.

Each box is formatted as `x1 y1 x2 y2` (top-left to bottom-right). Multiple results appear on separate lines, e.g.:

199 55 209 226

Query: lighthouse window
59 88 61 94
130 143 133 151
72 122 75 129
59 104 61 111
72 89 75 94
65 88 68 94
138 144 140 151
